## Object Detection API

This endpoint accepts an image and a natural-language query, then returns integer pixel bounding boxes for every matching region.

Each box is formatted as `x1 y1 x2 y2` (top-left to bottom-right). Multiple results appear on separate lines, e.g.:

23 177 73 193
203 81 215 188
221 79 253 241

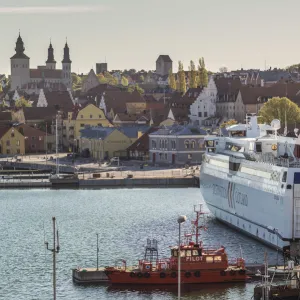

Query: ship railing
228 258 245 267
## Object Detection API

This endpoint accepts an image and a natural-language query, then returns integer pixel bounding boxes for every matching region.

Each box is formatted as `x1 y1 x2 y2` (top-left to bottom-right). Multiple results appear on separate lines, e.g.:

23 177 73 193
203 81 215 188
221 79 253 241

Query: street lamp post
177 215 187 300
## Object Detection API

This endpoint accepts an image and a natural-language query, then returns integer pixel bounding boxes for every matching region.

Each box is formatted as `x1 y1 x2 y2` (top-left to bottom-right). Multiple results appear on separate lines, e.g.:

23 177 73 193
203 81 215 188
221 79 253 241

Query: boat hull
200 168 289 250
107 270 248 284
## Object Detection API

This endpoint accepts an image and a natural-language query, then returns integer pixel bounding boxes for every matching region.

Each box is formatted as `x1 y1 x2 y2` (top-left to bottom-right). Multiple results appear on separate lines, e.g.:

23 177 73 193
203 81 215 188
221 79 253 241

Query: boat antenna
45 217 60 300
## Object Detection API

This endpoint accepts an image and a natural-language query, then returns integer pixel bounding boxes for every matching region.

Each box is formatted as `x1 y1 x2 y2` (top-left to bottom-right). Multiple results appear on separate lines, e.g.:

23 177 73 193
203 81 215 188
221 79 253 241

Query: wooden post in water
45 217 60 300
96 233 99 271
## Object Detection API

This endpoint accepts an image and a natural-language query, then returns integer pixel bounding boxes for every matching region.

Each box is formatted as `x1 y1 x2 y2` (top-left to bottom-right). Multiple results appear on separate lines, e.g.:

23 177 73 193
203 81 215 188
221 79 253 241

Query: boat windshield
225 142 244 152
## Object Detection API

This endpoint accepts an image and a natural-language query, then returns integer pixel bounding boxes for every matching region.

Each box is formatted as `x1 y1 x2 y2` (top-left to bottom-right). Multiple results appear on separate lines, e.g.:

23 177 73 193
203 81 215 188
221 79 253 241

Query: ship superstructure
200 114 300 257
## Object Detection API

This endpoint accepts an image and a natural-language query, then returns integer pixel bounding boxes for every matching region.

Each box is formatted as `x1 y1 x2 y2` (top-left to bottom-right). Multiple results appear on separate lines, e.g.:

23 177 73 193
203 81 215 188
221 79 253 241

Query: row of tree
168 58 209 93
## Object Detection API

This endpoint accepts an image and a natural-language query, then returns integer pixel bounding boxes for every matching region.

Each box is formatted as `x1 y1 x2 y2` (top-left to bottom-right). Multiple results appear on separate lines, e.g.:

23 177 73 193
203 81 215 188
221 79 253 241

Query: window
204 112 208 117
16 140 20 146
171 140 176 150
32 136 35 141
80 124 85 127
99 115 101 118
188 154 192 160
17 149 20 154
6 140 10 146
90 114 93 119
11 132 15 138
198 112 202 117
165 153 167 160
191 140 195 149
6 149 10 154
184 140 190 149
81 115 83 118
31 144 36 149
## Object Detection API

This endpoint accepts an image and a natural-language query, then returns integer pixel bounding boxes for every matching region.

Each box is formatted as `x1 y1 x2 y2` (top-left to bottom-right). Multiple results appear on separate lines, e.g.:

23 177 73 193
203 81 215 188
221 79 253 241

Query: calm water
0 188 280 300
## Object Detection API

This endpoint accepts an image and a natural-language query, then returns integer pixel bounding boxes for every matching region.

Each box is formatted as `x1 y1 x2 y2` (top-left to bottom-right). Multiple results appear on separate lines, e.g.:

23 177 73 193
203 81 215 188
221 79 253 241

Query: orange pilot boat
105 205 249 284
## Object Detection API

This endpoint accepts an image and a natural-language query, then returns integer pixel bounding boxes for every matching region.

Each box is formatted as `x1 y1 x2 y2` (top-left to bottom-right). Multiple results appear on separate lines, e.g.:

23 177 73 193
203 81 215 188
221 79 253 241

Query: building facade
96 63 108 74
149 125 207 165
10 34 72 93
189 77 217 125
156 55 173 76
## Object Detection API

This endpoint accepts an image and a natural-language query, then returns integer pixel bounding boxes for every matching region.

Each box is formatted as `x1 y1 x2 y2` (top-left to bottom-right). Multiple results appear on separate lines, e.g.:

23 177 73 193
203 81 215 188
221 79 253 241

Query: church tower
61 42 72 90
10 33 30 91
46 41 56 69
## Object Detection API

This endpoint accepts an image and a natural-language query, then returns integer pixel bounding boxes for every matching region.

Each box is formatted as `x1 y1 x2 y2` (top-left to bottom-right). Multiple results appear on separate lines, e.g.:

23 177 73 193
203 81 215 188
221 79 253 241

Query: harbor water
0 188 282 300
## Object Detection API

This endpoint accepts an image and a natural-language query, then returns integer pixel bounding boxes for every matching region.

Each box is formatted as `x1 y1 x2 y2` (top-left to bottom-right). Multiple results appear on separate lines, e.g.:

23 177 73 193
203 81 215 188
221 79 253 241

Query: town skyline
1 0 300 75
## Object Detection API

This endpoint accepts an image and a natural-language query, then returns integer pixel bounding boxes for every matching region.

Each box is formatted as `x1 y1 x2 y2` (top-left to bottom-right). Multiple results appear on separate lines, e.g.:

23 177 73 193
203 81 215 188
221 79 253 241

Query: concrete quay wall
80 177 198 187
0 181 51 188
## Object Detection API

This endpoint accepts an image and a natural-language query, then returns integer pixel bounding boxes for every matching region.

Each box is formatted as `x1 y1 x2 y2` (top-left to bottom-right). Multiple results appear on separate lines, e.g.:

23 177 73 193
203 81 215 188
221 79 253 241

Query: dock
72 268 109 284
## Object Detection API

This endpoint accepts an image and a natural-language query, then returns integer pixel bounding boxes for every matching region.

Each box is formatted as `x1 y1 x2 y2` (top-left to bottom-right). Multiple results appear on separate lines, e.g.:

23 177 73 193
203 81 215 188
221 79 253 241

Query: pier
0 168 199 189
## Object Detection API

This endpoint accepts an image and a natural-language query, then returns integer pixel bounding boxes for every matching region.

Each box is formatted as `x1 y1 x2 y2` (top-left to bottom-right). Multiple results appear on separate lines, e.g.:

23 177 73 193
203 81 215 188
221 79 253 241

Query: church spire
62 41 71 63
11 32 29 59
46 40 56 63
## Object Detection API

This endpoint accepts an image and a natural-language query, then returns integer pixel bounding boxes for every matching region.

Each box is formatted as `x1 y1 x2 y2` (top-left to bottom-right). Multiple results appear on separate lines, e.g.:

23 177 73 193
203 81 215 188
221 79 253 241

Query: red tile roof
127 127 159 152
30 69 62 79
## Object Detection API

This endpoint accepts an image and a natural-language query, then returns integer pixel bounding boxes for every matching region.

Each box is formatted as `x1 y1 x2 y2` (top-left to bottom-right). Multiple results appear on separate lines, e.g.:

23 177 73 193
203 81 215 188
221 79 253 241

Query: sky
1 0 300 75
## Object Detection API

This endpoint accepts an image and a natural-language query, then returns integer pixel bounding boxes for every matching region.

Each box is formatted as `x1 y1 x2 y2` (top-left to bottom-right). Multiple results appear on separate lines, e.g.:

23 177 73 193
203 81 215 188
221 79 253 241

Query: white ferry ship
200 114 300 256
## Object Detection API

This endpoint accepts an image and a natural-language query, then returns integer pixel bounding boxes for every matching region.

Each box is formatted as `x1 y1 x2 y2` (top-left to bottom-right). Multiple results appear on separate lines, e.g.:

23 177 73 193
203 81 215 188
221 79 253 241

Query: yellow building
0 127 25 155
64 104 112 147
79 127 133 160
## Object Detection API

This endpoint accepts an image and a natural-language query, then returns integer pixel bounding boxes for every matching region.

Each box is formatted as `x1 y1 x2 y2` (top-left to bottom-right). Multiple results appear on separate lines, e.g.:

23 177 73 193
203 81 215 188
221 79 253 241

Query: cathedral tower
10 33 30 91
61 41 72 90
46 41 56 69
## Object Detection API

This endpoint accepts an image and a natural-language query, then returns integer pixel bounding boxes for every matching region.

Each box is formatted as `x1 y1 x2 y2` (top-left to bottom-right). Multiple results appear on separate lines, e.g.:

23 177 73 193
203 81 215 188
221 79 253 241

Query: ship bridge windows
225 142 244 152
230 130 246 137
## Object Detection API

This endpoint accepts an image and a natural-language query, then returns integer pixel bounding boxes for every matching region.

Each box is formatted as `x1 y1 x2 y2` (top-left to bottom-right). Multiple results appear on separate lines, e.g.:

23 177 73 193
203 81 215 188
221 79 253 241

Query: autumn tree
259 97 300 124
104 72 118 85
178 61 186 93
198 57 208 87
128 84 144 94
189 60 197 88
121 76 128 86
220 119 238 128
168 69 176 90
15 97 32 108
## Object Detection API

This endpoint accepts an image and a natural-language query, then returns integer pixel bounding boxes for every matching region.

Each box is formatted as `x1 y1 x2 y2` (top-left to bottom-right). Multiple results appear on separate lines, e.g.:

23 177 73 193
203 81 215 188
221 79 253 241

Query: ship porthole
185 272 192 278
194 271 201 277
220 270 226 276
230 270 236 276
171 272 177 278
130 272 135 278
137 272 143 278
144 272 150 278
160 272 166 279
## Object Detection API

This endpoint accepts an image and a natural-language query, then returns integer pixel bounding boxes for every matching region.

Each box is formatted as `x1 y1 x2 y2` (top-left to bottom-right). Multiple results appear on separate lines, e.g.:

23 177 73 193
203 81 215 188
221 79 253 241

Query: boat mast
194 204 205 245
55 114 59 175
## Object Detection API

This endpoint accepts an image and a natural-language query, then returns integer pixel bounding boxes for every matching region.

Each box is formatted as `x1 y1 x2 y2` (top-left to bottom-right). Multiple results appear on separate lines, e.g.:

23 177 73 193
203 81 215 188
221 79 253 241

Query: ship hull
200 167 289 250
107 270 248 284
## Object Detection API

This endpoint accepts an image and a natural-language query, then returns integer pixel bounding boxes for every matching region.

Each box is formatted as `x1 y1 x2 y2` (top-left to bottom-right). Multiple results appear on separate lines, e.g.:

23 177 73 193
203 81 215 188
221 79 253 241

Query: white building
189 77 217 125
10 34 72 94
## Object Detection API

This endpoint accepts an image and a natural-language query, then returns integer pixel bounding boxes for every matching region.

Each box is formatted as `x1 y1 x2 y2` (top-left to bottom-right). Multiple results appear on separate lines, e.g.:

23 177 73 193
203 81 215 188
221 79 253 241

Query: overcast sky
1 0 299 74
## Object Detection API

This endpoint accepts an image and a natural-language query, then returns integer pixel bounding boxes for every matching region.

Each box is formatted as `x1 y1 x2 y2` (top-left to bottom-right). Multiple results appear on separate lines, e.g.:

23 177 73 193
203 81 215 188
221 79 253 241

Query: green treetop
198 57 208 87
168 69 176 90
15 97 32 108
259 97 300 124
178 61 186 94
121 76 129 87
189 60 197 88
